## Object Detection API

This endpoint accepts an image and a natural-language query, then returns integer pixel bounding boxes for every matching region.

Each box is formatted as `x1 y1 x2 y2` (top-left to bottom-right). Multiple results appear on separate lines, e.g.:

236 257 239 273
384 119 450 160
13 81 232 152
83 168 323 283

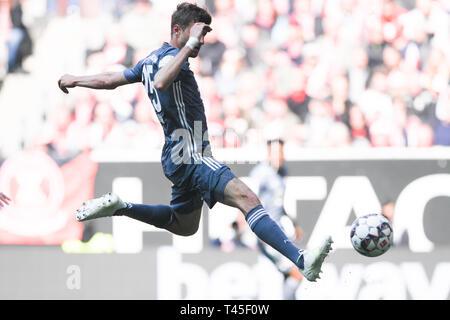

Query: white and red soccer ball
350 213 393 257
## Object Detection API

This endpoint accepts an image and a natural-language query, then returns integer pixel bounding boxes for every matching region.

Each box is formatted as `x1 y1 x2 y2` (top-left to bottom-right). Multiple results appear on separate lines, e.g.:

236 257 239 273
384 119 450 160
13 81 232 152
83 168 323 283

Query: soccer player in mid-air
58 2 332 282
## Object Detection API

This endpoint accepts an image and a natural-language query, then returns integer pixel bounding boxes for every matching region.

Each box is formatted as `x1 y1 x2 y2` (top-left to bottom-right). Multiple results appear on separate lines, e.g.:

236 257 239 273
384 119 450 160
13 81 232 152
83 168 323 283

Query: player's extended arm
57 71 130 94
153 22 211 92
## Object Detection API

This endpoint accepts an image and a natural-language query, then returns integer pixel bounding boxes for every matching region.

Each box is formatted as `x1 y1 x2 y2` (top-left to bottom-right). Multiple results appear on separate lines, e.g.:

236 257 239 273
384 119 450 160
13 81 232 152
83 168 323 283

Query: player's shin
114 203 175 228
246 205 304 269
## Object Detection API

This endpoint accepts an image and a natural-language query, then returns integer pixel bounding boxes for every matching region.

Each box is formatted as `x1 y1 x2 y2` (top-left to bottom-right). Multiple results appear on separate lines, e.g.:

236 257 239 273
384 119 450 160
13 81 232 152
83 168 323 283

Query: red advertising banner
0 150 97 244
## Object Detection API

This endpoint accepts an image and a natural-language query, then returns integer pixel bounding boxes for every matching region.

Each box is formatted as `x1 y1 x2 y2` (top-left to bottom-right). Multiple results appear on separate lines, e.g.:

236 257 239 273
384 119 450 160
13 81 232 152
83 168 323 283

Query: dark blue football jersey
124 42 212 177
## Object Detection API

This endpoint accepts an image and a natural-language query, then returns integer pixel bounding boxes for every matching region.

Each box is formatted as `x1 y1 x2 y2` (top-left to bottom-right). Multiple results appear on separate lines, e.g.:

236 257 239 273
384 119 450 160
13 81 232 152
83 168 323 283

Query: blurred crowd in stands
0 0 449 163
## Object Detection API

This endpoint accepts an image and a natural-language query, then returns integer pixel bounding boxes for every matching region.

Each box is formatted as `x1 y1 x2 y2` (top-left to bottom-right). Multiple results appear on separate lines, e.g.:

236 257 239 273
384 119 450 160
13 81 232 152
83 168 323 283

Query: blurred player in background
249 138 304 299
0 192 11 209
58 2 332 282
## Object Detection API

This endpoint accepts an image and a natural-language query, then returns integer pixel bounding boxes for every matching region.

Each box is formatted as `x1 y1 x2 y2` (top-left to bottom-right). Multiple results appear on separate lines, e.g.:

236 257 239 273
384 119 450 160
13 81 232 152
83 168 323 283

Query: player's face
182 22 207 58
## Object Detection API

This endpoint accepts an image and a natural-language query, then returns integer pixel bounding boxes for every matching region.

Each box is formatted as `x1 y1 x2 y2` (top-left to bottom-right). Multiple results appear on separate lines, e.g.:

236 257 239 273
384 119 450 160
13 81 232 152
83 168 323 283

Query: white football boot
299 235 333 282
76 192 127 222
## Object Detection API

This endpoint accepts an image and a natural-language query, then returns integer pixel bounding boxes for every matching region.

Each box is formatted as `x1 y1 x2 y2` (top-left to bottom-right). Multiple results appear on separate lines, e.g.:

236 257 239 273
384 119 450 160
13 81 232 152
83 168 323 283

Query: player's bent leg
76 192 201 236
166 185 204 236
77 192 176 228
221 177 333 282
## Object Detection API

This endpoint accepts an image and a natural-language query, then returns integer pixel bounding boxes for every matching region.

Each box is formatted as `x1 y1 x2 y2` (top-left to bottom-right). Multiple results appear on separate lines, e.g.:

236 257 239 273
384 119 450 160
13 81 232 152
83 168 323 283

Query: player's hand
0 192 11 209
189 22 212 41
58 74 76 94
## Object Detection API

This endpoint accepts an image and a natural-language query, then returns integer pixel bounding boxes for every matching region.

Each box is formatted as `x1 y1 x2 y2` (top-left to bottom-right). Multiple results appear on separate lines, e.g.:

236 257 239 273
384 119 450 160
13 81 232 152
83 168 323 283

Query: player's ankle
113 202 131 216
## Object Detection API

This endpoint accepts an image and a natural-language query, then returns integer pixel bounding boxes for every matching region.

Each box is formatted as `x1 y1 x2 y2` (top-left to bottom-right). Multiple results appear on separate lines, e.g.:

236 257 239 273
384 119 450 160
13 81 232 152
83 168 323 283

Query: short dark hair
171 2 212 36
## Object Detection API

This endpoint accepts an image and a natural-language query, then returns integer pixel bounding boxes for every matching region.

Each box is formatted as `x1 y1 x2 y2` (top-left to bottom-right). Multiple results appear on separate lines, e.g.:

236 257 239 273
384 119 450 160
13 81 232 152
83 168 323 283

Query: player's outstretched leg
299 235 333 282
222 177 333 282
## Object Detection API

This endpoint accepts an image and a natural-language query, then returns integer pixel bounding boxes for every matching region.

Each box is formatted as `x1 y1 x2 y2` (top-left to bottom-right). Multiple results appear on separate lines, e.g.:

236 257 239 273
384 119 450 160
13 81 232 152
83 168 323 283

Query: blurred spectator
364 16 386 69
66 92 96 153
404 71 437 126
400 0 449 47
302 98 334 147
212 0 240 48
394 96 409 131
214 48 245 97
382 200 409 247
90 102 118 147
348 48 370 103
270 0 290 48
286 67 310 122
330 74 351 127
359 67 393 126
327 121 352 147
348 104 371 146
255 0 277 34
290 0 320 43
433 88 450 146
416 122 434 147
199 23 226 76
43 103 79 165
240 23 262 68
120 0 161 51
249 138 304 299
6 0 32 73
421 47 449 95
86 23 135 69
380 0 408 44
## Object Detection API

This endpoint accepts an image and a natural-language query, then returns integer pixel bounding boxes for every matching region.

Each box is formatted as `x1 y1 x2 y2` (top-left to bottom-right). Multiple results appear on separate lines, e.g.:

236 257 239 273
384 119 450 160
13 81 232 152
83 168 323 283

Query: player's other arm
153 22 211 92
58 71 129 94
153 47 191 92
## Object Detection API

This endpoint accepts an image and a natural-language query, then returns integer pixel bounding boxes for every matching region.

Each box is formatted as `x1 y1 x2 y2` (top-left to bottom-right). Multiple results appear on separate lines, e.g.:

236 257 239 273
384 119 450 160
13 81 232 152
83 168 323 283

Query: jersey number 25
142 64 165 124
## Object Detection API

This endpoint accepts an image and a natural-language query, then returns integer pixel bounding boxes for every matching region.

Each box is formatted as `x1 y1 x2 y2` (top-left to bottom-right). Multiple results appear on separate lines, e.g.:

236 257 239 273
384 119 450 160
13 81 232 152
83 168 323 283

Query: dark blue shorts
165 156 236 214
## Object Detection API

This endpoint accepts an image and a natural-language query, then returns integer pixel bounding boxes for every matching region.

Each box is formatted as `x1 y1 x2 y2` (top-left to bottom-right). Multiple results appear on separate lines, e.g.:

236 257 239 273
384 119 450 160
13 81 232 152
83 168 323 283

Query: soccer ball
350 213 393 257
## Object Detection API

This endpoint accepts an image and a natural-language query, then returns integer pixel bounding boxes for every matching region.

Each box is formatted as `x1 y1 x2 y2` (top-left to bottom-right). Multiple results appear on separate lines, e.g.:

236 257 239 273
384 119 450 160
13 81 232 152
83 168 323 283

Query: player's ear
172 24 182 37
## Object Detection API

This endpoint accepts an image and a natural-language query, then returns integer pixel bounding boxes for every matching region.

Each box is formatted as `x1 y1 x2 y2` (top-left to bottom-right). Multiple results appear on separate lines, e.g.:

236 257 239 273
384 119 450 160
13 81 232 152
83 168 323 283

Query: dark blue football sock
246 205 304 269
114 203 174 228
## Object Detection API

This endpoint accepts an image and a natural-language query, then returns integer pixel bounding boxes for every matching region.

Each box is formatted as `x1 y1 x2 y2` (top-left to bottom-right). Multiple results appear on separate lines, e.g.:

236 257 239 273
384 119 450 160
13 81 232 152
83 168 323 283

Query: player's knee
176 217 200 236
179 223 199 236
224 178 261 213
170 208 202 236
238 188 260 208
